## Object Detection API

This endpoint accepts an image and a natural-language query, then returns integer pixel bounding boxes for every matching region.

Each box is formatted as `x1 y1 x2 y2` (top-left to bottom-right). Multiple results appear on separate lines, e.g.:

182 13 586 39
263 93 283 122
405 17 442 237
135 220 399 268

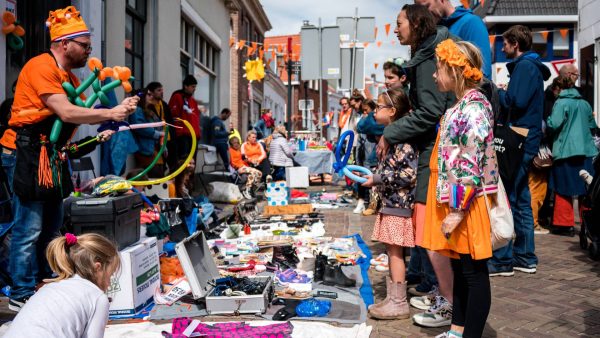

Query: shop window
125 0 146 89
553 30 571 59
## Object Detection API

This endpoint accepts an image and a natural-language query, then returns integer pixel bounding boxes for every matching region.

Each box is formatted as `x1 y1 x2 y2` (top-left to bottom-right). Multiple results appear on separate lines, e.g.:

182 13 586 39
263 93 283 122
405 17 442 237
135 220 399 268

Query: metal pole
286 37 293 132
349 7 358 91
318 17 323 138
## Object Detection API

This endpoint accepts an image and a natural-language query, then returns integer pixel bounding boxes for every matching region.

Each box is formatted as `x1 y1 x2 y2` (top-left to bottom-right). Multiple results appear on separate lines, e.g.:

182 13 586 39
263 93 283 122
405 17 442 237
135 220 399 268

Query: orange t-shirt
0 53 81 149
241 142 266 163
229 147 248 170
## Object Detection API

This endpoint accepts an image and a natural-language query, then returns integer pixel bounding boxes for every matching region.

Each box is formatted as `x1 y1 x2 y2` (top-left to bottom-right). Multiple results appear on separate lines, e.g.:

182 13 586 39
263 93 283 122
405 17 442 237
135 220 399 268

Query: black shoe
323 264 356 287
552 226 575 237
8 296 30 312
314 253 328 282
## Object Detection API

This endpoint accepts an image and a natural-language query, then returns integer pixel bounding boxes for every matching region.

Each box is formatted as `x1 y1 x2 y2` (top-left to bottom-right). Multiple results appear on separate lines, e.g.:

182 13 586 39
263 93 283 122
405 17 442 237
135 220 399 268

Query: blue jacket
129 107 162 156
209 116 229 145
441 7 492 79
356 111 384 142
499 52 551 154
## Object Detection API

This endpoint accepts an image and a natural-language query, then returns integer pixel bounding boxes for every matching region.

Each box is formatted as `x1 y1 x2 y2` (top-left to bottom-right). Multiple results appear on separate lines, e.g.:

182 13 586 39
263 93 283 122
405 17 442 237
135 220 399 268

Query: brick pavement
321 202 600 337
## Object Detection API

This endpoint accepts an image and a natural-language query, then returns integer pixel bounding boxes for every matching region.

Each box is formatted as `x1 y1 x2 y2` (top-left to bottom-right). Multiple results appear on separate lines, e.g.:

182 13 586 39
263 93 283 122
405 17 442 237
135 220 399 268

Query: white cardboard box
286 166 309 188
108 237 160 316
266 182 289 206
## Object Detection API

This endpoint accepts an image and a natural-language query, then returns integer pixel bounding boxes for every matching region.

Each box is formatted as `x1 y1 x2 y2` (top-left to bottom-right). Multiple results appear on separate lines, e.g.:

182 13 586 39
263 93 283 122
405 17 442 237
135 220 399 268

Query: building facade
578 0 600 115
474 0 578 88
263 67 286 126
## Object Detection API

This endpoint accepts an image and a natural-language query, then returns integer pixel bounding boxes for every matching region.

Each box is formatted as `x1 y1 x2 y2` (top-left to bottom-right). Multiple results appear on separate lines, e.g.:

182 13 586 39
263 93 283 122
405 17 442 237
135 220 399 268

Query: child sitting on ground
5 233 120 338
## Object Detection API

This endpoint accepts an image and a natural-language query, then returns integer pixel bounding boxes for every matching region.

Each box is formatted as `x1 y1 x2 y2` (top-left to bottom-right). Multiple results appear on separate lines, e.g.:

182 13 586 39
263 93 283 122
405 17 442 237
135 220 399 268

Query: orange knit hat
45 6 89 42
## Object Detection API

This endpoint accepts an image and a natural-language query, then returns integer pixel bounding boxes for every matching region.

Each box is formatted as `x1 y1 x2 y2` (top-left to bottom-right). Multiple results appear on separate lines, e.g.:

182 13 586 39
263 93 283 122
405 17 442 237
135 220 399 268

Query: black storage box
70 193 143 249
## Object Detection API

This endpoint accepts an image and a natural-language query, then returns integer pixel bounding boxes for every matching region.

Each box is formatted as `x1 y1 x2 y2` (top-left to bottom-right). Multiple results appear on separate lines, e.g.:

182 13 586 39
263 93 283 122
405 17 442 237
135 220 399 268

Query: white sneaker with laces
412 295 452 327
409 285 439 310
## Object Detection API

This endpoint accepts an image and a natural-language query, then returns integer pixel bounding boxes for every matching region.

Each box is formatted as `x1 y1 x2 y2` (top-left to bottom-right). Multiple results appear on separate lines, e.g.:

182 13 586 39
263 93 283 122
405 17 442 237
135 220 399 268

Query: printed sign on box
108 237 160 316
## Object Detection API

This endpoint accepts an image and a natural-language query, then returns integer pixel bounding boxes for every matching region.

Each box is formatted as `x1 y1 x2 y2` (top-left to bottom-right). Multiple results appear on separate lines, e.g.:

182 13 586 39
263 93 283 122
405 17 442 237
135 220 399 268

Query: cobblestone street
322 203 600 337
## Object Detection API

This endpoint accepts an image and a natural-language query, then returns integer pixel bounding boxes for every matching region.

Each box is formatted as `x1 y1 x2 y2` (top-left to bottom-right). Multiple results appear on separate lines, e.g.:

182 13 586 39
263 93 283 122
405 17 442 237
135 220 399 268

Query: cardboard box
286 166 309 188
108 237 160 316
263 204 314 216
266 182 289 206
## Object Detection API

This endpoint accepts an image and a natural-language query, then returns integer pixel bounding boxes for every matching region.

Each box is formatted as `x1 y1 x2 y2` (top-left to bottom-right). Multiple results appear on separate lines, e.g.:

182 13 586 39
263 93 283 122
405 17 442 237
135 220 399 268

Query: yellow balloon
129 119 196 186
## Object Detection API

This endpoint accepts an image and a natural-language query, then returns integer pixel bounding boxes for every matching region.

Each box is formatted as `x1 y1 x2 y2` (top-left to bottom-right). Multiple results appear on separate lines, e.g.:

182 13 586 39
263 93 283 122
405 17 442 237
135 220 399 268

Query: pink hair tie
65 233 78 247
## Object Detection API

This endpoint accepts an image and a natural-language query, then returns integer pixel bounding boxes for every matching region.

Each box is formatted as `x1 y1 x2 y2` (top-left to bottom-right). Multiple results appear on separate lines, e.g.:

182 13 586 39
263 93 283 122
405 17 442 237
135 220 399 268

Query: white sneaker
370 253 388 266
580 170 593 185
412 295 452 327
375 262 389 272
242 188 252 200
353 199 365 214
409 285 439 310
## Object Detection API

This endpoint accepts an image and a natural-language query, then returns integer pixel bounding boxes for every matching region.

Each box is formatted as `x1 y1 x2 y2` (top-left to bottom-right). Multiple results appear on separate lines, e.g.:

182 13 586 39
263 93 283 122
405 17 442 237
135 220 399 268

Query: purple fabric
165 318 293 338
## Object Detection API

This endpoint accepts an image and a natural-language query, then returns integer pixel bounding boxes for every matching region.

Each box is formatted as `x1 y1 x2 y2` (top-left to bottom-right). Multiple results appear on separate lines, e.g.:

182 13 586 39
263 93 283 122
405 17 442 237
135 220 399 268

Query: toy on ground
332 130 372 184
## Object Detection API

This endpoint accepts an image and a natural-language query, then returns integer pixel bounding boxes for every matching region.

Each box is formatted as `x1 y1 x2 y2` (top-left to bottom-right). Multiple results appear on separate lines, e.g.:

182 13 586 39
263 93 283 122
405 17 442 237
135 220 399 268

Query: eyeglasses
376 105 393 110
68 39 92 52
569 72 580 78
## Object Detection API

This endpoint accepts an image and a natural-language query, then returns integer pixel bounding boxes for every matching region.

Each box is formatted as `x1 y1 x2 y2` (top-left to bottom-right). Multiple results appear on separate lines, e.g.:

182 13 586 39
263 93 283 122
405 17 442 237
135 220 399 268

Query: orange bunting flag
384 23 391 37
374 27 378 39
363 42 369 48
263 42 270 52
238 40 246 50
460 0 470 8
376 41 382 48
374 62 379 69
539 31 549 41
559 28 569 40
259 48 264 60
489 35 496 46
278 44 283 54
497 67 502 74
247 47 253 57
251 42 258 53
271 50 276 60
229 36 235 47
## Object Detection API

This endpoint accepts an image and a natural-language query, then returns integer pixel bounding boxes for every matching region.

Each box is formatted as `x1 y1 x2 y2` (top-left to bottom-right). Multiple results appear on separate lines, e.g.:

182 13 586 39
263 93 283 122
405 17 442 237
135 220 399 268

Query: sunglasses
68 39 92 52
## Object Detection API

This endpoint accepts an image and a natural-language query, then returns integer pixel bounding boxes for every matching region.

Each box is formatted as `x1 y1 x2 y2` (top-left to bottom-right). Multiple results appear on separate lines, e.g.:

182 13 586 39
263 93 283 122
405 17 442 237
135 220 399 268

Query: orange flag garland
559 29 569 40
540 31 549 41
374 62 379 69
376 41 382 47
489 35 496 46
238 40 246 50
384 23 391 36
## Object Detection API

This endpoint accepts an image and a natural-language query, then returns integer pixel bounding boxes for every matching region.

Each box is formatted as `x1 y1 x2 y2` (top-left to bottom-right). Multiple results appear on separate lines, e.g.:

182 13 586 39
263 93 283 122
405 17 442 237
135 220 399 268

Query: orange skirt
420 132 493 260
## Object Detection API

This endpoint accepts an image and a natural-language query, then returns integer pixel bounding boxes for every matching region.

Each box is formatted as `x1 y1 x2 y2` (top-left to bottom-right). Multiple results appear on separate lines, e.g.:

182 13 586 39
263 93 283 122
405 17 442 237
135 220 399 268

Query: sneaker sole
413 317 452 328
409 299 432 310
8 303 22 312
489 271 515 277
514 267 537 274
368 313 411 320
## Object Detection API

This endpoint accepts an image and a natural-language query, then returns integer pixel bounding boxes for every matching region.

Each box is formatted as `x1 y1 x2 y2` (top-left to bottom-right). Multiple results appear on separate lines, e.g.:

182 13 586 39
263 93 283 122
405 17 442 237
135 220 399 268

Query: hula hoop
127 125 169 181
333 130 372 184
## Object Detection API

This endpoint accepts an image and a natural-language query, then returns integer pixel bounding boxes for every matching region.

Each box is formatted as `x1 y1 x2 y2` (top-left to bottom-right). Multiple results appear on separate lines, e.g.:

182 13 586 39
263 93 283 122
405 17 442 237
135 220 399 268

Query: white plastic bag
483 177 515 250
207 181 243 203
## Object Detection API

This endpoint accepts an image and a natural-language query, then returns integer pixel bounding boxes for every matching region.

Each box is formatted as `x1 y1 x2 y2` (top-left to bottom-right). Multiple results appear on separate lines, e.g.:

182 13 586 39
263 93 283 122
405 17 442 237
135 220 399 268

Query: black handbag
493 109 526 183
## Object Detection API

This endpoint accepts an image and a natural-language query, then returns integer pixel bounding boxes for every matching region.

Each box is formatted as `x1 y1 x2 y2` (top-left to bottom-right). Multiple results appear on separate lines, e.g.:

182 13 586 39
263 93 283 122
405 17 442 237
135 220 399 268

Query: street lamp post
286 37 293 132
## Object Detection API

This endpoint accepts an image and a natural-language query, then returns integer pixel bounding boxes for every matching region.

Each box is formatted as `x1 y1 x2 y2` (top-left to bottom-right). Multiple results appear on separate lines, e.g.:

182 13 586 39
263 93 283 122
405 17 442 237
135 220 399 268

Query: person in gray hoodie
269 125 294 181
377 3 455 328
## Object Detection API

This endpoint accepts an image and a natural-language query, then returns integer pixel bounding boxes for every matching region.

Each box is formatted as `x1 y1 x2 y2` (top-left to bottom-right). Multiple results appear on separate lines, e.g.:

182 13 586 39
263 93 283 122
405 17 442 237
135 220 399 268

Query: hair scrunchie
65 233 78 247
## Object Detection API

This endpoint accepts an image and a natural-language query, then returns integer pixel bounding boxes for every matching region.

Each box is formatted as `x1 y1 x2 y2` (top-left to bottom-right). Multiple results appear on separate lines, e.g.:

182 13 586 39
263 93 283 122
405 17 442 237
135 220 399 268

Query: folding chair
70 157 96 178
196 144 236 193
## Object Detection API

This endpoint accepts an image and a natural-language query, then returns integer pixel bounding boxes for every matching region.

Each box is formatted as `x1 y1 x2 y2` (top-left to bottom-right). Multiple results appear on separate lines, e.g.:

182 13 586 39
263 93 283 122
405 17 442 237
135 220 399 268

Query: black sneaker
8 296 30 312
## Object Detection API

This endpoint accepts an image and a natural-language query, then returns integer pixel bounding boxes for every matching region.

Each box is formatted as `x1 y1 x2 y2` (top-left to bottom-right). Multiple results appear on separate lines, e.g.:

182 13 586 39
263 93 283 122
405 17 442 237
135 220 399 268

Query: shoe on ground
370 253 388 266
8 296 30 312
409 285 439 310
435 330 463 338
534 225 550 234
375 262 389 272
551 226 575 237
408 282 432 297
412 295 452 328
362 208 376 216
353 199 366 214
514 264 537 274
488 265 514 277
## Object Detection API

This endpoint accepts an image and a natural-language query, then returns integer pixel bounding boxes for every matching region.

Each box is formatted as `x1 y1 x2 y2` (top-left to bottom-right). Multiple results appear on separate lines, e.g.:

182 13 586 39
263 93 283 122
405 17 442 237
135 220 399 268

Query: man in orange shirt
2 6 138 312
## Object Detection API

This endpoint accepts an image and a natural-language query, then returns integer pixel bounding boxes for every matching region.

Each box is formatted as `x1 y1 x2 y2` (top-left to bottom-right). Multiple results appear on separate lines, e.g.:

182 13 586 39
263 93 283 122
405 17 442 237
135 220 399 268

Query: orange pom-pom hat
45 6 89 42
435 39 483 82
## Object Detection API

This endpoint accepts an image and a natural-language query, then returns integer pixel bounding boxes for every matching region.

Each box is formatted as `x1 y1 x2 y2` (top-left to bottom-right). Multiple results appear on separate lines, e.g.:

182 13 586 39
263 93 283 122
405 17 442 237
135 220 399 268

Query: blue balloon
333 130 373 183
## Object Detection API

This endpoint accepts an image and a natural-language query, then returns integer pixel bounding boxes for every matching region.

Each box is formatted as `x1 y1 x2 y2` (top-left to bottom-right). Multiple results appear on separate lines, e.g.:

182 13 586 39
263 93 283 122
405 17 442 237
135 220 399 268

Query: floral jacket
436 89 499 211
372 143 418 217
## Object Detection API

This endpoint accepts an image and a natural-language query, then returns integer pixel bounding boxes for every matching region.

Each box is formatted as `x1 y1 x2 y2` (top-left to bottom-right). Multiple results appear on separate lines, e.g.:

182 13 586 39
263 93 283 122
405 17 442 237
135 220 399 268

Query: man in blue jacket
415 0 492 79
209 108 232 168
489 25 551 277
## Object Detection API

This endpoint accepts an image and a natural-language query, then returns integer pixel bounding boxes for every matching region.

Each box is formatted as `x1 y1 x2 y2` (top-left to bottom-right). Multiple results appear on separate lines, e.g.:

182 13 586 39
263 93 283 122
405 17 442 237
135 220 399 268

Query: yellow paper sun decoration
435 39 482 82
244 59 265 82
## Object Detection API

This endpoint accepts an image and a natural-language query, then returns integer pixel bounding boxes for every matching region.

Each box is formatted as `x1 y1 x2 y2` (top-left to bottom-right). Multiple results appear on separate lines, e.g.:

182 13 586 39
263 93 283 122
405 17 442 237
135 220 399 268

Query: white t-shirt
4 275 109 338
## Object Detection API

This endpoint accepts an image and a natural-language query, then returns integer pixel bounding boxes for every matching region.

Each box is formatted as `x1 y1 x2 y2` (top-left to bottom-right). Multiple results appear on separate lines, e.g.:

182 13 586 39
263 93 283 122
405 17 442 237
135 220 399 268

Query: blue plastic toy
333 130 373 184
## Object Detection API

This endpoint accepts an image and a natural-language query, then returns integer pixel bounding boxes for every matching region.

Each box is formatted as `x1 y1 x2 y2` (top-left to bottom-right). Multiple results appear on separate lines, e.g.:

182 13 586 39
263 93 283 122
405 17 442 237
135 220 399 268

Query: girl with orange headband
421 39 499 338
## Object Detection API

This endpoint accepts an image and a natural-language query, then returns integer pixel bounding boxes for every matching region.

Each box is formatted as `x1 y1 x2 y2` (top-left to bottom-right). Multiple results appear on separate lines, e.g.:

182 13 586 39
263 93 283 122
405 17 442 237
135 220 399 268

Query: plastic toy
2 12 25 51
332 130 372 184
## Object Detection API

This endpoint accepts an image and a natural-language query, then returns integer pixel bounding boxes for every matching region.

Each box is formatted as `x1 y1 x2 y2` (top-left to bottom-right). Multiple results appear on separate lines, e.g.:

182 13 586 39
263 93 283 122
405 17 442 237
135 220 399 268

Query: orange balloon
2 24 14 35
88 57 103 71
2 12 16 25
118 67 131 81
111 66 121 80
13 25 24 36
121 81 132 93
98 67 113 81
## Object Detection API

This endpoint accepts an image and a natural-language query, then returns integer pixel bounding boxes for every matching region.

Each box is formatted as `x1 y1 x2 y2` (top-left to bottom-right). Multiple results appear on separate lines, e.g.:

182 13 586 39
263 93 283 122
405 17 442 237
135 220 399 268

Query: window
553 29 571 59
531 28 548 60
181 17 220 114
125 0 146 89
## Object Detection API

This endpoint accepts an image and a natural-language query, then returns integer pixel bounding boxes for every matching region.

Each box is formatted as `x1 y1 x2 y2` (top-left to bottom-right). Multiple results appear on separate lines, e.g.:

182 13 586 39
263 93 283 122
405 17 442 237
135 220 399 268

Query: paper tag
153 278 191 306
182 319 202 337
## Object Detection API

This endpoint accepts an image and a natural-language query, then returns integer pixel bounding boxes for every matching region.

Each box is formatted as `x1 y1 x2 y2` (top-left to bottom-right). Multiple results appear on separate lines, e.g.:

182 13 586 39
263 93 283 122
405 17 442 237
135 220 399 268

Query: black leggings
450 254 491 338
